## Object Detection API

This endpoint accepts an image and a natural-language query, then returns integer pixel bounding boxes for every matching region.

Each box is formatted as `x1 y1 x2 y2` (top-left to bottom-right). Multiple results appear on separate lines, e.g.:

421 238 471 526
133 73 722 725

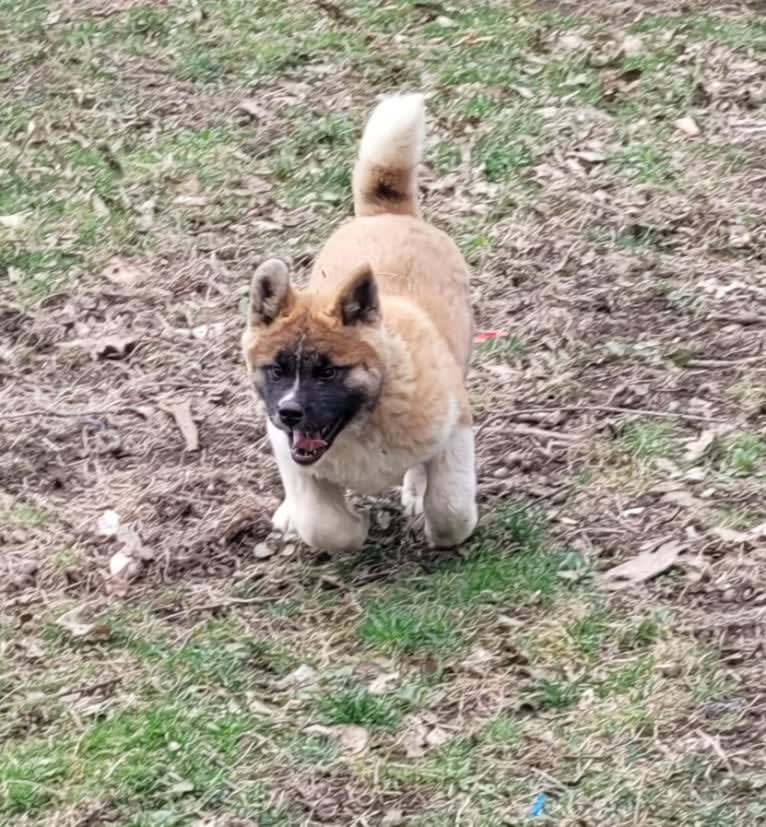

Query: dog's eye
267 365 284 381
318 365 337 380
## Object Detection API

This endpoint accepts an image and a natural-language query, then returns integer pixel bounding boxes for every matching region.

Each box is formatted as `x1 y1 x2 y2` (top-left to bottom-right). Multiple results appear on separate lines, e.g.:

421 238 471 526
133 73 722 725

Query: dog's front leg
268 423 368 552
401 464 427 517
423 425 478 548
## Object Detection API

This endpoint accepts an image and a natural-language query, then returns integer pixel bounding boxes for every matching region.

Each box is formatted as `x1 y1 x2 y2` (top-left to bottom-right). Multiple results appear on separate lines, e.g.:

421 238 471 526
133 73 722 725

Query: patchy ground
2 1 766 825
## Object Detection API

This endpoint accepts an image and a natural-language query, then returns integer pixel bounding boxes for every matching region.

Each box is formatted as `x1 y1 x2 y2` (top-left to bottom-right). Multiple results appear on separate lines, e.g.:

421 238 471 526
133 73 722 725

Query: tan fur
243 94 477 551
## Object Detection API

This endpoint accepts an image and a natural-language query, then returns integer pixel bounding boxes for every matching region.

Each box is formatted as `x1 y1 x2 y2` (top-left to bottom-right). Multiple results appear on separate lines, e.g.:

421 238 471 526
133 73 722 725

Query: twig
684 356 763 369
313 0 356 26
160 400 199 451
159 595 276 622
507 423 578 442
2 405 149 420
710 313 763 326
477 405 732 436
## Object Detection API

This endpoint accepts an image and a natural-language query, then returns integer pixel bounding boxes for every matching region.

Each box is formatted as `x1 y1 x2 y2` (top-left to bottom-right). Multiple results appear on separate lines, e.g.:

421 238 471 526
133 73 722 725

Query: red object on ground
473 331 508 343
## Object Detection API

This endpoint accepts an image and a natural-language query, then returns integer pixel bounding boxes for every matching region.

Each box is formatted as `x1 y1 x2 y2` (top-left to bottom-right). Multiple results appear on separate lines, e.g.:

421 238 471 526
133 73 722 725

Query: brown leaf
0 213 26 229
96 509 121 537
400 722 428 758
368 671 399 695
304 724 369 754
684 430 716 463
711 526 750 545
173 195 210 207
337 724 369 754
61 334 137 360
108 550 139 578
101 256 147 287
601 540 684 590
160 400 199 451
91 194 110 218
56 606 112 641
621 34 644 58
236 98 268 119
675 116 701 137
660 489 705 510
277 664 318 690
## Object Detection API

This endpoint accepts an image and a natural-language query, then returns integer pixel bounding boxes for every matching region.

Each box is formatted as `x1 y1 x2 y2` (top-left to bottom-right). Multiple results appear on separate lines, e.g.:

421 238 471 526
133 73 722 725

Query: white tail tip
358 92 426 170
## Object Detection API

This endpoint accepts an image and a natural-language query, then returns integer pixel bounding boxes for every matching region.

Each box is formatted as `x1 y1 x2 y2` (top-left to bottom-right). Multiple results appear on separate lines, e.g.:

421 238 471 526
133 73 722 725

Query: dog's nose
278 400 304 429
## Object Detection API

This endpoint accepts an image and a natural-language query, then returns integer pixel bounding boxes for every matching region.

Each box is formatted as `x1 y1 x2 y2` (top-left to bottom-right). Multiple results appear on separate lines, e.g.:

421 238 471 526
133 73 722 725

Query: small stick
478 405 732 433
160 400 199 451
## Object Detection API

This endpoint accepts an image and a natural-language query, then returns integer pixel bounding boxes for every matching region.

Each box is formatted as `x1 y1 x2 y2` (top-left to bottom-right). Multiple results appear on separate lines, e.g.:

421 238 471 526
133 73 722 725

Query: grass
616 421 676 458
0 700 257 818
2 0 765 824
319 685 403 729
723 433 765 476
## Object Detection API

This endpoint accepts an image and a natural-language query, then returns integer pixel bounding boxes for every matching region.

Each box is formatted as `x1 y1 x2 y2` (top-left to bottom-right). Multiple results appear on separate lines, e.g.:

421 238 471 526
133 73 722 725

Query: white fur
423 425 478 548
315 394 458 495
268 421 369 552
401 464 427 517
359 93 426 172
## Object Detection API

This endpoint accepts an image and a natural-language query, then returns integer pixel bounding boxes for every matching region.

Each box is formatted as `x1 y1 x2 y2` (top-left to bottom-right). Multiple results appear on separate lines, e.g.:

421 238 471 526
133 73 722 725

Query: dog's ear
248 259 293 327
332 264 380 326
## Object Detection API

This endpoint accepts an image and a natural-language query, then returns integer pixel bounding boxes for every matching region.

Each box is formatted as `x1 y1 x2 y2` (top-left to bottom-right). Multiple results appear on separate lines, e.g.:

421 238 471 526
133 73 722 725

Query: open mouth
289 423 341 465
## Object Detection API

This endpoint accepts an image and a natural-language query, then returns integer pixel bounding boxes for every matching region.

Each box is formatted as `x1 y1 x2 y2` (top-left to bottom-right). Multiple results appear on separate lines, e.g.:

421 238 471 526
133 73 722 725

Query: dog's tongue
292 431 327 452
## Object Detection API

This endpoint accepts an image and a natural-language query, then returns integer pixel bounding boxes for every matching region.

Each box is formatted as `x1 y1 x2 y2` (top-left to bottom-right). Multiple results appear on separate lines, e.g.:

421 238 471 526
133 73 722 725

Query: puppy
242 93 477 552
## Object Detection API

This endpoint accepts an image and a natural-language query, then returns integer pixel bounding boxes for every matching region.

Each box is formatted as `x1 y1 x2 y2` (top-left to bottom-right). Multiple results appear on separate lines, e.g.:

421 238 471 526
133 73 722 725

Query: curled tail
352 92 425 219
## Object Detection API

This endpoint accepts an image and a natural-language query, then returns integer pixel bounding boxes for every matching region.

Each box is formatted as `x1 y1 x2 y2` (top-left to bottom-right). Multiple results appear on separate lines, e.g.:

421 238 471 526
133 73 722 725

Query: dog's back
309 95 474 375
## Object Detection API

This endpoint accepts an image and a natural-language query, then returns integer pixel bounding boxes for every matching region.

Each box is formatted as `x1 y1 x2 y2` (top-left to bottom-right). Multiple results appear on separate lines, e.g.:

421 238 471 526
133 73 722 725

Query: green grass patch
722 433 765 476
476 335 526 358
0 699 259 819
319 685 403 729
358 506 582 657
358 601 455 656
616 420 676 458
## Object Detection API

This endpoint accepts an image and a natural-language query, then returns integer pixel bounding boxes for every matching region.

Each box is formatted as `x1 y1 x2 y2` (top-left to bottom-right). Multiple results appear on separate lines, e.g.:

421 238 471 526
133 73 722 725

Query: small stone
281 542 296 557
376 510 392 530
382 809 404 827
658 661 682 678
621 34 644 57
254 542 274 559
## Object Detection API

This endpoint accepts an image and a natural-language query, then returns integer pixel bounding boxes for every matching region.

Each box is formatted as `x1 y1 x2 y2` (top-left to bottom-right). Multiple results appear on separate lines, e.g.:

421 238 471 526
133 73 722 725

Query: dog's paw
272 501 297 536
424 503 478 549
401 488 424 518
401 465 426 518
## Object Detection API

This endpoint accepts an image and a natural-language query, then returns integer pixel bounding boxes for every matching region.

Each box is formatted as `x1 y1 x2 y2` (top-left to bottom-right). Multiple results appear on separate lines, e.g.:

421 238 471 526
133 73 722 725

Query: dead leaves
60 334 137 360
55 605 111 641
304 723 370 755
601 540 684 590
236 98 269 120
101 256 147 288
0 213 26 230
94 509 149 592
398 713 452 758
675 116 702 138
160 400 200 452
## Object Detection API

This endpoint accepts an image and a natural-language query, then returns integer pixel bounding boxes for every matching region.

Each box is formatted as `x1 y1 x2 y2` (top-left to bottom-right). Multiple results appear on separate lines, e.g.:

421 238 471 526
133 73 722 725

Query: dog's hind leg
268 423 368 552
423 425 478 548
401 464 427 517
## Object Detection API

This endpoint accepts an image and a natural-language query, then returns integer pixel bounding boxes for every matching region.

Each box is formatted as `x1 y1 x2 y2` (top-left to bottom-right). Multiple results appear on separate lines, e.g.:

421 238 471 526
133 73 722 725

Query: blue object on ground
528 793 547 817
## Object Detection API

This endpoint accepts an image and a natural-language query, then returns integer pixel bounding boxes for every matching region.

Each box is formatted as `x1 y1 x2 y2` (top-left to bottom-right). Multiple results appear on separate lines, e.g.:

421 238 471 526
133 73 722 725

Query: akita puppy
243 93 477 552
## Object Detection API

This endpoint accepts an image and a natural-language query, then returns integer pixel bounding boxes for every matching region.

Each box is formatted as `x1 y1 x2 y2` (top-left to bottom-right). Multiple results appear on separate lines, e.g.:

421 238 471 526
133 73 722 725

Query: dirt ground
2 1 766 826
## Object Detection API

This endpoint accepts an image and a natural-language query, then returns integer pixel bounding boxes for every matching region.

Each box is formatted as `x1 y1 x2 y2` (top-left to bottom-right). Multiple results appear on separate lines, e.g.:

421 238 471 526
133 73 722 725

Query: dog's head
242 259 383 466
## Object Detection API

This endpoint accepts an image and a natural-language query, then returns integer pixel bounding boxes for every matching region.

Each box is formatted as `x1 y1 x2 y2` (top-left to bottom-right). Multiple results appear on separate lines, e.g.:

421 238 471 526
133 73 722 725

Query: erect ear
332 264 381 326
248 259 293 328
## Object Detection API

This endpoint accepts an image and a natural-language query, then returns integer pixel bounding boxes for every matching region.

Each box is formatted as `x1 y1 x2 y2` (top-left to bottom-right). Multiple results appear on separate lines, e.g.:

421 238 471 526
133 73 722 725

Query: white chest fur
308 396 457 494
